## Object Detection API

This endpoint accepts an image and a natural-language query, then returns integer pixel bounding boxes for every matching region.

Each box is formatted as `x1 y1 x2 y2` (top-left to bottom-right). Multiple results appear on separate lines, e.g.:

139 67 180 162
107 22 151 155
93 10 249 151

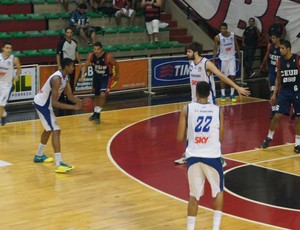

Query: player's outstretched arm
177 105 187 142
206 60 250 97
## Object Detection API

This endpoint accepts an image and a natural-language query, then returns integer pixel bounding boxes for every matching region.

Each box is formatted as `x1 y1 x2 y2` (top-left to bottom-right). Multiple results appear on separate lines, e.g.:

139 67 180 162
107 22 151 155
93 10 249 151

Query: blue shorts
93 75 109 96
275 93 300 116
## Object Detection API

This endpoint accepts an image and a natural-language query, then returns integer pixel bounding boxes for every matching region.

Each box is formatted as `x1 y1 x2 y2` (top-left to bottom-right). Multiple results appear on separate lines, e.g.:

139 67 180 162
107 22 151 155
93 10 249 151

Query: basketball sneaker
261 137 272 149
1 117 6 126
174 154 187 164
33 154 54 163
94 113 101 124
55 162 75 173
230 95 237 103
220 96 226 102
294 145 300 153
89 112 97 121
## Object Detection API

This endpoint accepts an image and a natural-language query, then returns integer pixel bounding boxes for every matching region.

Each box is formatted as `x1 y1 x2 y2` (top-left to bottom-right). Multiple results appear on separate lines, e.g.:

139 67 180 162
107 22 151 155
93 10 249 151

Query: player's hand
74 100 83 110
13 75 20 81
238 86 251 97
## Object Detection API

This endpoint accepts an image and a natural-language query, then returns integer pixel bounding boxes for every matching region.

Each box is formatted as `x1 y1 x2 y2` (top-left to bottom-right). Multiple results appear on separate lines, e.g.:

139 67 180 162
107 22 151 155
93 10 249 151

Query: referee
56 27 81 93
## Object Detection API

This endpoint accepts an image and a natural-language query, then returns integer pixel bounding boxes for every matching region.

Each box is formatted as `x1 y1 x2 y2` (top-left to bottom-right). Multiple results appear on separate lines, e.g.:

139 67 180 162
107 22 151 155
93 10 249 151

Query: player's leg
89 77 100 121
33 105 54 163
228 58 237 102
203 158 224 230
292 97 300 153
0 85 11 126
187 162 205 230
261 94 288 148
219 60 227 101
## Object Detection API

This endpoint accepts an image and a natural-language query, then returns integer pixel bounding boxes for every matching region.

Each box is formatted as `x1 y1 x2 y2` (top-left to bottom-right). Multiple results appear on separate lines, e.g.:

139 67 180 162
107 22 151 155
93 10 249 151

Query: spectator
69 3 96 46
141 0 162 43
267 16 286 42
89 0 105 11
242 17 261 78
112 0 136 27
59 0 86 12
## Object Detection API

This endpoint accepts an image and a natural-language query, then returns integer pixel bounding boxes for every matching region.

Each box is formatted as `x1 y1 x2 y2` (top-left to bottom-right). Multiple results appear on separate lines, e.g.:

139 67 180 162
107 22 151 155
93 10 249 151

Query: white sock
271 105 276 112
55 152 62 166
221 89 225 97
212 210 222 230
187 216 196 230
267 130 274 139
230 87 235 96
36 143 46 156
94 106 102 113
295 135 300 146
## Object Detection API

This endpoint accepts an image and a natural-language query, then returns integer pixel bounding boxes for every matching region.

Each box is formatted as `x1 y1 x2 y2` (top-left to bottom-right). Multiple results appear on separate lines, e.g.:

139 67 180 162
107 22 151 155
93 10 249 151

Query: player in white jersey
0 42 21 126
177 81 224 230
174 42 250 164
213 23 241 102
33 58 82 173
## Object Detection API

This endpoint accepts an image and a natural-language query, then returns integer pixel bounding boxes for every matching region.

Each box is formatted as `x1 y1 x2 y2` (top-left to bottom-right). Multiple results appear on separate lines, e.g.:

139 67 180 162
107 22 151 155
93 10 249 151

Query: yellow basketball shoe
230 95 237 103
221 96 226 102
55 162 75 173
33 154 54 163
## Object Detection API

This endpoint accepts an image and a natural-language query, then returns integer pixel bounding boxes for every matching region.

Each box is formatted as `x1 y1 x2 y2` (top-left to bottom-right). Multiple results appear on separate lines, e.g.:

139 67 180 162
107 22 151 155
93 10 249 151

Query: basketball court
0 96 299 229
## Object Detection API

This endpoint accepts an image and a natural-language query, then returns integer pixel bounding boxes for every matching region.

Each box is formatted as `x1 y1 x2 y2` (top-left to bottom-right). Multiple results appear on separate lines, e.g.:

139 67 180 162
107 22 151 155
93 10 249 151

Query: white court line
0 160 12 167
106 111 287 230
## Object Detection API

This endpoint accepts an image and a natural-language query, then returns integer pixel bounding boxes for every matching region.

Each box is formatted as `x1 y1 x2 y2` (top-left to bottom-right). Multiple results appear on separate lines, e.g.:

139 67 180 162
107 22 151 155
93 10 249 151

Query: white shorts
220 58 236 77
115 8 135 17
146 19 160 34
0 84 13 106
187 158 224 200
34 102 60 131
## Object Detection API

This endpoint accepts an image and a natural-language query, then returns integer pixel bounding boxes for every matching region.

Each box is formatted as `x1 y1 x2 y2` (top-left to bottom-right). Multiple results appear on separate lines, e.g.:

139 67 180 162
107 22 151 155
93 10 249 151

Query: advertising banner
9 66 36 101
39 59 148 95
151 54 241 87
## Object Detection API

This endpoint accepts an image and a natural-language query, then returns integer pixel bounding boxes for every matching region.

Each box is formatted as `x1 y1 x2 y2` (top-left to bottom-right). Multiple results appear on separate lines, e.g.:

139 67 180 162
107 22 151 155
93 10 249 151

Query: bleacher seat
39 49 56 56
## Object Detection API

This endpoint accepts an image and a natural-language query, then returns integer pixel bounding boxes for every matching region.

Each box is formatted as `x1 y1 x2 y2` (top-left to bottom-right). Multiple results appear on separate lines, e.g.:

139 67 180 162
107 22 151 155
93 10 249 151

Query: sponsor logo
153 60 190 82
194 136 209 144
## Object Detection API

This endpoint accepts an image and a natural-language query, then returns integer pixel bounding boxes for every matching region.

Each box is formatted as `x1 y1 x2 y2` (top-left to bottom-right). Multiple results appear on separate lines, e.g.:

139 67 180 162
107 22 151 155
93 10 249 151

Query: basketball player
33 58 82 173
177 81 224 230
212 23 240 102
261 32 281 116
174 41 250 164
0 41 21 126
261 40 300 153
80 41 119 124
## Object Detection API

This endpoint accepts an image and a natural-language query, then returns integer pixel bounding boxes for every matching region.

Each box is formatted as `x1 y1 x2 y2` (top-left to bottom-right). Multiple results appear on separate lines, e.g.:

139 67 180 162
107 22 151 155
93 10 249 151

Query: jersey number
195 116 212 133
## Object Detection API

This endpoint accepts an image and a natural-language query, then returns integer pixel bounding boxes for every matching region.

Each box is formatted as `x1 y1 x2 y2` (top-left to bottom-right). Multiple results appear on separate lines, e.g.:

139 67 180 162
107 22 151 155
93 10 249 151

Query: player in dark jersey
80 41 119 124
261 32 281 116
261 40 300 153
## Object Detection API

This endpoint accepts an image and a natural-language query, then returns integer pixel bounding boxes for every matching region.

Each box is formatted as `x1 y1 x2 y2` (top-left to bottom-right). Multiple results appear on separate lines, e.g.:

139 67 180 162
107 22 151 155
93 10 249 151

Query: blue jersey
279 54 300 97
267 44 280 74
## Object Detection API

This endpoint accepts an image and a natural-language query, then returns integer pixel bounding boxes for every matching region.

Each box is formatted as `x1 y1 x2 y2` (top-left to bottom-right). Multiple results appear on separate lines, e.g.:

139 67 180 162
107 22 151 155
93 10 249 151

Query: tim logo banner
151 55 241 87
151 57 190 87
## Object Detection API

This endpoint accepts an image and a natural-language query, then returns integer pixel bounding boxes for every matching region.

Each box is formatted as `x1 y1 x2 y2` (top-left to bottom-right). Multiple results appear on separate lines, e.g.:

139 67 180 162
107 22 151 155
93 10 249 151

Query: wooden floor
0 96 292 230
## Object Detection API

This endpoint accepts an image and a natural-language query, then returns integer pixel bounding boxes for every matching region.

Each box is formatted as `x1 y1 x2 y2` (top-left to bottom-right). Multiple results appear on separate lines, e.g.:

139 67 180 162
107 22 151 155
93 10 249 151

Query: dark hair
186 42 202 54
93 41 103 48
280 39 291 49
249 17 255 22
196 81 210 98
271 32 280 38
2 41 12 48
220 22 228 28
65 27 73 32
79 3 87 9
61 58 74 69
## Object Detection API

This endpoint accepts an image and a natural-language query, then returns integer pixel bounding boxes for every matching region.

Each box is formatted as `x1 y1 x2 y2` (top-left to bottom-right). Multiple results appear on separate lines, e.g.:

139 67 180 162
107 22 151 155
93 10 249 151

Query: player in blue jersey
261 40 300 153
261 32 281 116
177 81 224 230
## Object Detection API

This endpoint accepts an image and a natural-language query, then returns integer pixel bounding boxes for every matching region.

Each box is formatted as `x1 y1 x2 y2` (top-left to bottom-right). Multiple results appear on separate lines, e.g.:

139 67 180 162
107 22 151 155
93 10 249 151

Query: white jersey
34 70 68 107
189 57 216 103
218 32 236 61
186 102 221 158
0 53 15 86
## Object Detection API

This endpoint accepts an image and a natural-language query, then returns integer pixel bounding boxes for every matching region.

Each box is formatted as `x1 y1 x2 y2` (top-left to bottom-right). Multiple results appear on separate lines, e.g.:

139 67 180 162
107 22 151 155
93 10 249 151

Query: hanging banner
187 0 300 52
9 66 36 101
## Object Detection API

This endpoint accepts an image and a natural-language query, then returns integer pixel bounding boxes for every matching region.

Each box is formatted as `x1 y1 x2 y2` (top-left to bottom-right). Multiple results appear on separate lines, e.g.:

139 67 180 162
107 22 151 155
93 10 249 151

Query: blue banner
151 54 241 87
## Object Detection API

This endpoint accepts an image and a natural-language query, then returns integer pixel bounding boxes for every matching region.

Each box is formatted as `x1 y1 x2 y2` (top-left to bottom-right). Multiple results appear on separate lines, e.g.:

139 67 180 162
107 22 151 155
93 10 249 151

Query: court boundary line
106 111 287 230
